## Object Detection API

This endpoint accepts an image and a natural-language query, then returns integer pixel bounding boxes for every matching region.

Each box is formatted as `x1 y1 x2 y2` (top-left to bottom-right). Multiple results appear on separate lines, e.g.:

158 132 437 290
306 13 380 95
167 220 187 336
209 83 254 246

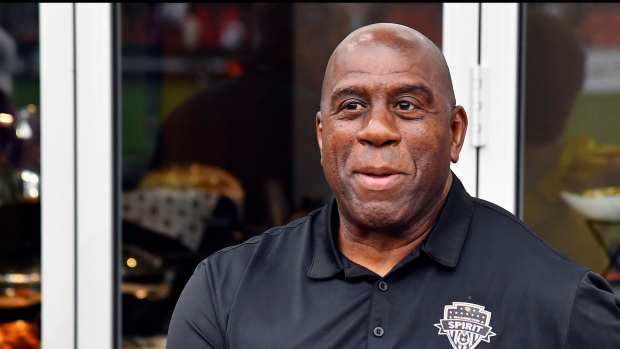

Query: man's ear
450 106 468 163
316 111 323 164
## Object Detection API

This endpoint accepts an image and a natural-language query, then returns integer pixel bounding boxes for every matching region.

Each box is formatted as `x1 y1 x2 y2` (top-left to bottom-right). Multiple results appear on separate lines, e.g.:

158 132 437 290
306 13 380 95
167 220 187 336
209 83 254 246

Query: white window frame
477 3 520 214
75 3 116 349
443 3 481 195
41 3 117 349
41 4 76 349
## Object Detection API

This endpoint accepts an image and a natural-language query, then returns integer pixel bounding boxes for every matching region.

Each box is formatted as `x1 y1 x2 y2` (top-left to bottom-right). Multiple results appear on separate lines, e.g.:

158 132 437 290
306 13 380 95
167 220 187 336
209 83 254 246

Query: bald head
320 23 455 111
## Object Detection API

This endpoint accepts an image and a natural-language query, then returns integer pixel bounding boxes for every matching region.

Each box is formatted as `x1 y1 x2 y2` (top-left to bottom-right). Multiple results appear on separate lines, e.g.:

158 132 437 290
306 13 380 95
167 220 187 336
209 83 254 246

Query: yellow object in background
525 137 620 275
581 186 620 198
537 137 620 201
140 163 244 207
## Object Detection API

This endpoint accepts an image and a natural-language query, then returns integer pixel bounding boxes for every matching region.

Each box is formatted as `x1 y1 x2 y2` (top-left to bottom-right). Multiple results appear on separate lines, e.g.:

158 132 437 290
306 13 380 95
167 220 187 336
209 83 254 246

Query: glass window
521 4 620 291
0 4 41 349
119 3 443 347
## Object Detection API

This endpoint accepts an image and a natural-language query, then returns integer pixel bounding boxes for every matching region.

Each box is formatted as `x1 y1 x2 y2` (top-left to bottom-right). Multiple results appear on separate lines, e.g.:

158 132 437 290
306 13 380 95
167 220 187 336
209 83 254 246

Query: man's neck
336 176 452 277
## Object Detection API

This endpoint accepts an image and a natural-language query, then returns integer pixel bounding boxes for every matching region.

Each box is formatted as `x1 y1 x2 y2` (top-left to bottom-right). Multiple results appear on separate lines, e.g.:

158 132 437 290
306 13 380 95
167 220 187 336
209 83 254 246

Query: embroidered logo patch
434 302 496 349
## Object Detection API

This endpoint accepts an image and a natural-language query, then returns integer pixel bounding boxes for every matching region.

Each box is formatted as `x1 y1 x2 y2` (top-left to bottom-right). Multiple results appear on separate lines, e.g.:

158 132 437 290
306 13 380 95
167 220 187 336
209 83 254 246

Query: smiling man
167 23 620 349
316 24 462 279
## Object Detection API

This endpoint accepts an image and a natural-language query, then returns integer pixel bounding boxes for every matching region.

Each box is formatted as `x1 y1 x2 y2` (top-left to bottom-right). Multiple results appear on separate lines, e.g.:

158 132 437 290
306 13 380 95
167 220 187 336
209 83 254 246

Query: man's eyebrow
391 84 435 104
330 86 367 102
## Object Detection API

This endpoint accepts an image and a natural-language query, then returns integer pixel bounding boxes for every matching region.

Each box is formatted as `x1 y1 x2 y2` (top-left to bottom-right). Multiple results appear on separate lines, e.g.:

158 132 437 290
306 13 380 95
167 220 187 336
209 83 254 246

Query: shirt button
377 280 388 292
373 326 385 337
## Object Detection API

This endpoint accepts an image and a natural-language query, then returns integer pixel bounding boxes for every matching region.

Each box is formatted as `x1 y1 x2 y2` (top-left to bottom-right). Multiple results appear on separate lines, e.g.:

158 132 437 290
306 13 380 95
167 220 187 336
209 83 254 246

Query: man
167 23 620 348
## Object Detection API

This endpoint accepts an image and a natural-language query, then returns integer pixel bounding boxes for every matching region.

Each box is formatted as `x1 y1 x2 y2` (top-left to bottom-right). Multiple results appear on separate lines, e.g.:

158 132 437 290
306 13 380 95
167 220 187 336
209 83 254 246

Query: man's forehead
325 25 438 84
330 43 431 77
320 23 455 108
325 43 437 96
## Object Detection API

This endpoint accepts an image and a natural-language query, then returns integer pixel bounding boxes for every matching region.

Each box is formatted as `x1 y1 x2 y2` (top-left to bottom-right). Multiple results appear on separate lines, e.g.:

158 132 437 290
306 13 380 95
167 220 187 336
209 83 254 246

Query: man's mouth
352 167 406 191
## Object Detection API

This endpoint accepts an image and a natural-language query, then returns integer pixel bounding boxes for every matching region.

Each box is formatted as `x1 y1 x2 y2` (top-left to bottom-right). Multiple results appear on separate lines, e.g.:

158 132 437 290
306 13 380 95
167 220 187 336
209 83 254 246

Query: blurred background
0 3 619 349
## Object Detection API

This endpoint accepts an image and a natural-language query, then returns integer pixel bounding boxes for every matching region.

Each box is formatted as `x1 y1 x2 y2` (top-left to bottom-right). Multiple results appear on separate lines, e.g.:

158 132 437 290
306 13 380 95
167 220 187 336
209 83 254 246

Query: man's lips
352 167 407 191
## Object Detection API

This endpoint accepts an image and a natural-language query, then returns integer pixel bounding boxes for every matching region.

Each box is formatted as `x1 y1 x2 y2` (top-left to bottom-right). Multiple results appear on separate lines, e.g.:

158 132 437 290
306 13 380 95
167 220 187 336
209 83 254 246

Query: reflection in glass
0 4 40 349
119 3 442 347
521 4 620 290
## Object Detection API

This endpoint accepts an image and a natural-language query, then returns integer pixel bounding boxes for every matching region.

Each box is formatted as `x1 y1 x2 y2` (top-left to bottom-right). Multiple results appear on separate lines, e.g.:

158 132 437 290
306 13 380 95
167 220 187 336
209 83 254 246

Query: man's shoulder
469 196 587 276
199 208 320 276
467 197 590 317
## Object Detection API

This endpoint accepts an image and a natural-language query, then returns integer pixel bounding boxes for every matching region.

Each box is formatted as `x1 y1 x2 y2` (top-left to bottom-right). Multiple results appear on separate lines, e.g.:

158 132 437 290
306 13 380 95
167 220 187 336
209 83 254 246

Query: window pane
0 4 41 349
119 3 442 347
521 4 620 291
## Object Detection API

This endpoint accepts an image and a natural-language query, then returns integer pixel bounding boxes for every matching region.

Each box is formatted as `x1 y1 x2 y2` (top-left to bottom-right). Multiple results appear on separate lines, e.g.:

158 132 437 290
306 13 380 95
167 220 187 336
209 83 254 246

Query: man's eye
396 101 416 111
343 101 364 111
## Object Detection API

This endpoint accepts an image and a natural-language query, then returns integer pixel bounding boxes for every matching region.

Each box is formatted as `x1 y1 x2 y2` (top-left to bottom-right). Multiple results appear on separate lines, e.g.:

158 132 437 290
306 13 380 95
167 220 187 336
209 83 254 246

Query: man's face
317 41 465 231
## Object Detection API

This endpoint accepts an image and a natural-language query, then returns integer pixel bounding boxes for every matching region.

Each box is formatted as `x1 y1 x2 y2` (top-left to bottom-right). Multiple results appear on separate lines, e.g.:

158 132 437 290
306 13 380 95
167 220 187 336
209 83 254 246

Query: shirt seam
561 269 591 349
200 260 227 348
472 197 530 230
213 218 308 256
223 248 256 348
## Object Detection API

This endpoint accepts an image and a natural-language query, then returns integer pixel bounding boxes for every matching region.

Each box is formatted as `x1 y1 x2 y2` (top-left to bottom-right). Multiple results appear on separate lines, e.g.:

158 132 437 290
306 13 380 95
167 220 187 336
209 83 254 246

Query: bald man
167 23 620 349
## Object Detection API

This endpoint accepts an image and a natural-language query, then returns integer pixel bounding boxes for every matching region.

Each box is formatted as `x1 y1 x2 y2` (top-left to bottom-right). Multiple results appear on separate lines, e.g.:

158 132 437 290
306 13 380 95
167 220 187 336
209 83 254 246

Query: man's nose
355 106 401 147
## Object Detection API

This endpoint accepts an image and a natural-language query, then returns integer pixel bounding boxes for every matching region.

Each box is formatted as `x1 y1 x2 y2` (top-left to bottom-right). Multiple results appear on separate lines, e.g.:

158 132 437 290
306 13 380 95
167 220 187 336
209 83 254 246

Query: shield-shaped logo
434 302 496 349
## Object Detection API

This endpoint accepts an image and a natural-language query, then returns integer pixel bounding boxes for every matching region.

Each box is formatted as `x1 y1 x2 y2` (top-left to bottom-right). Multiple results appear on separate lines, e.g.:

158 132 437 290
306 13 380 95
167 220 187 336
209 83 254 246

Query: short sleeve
564 271 620 348
167 261 226 349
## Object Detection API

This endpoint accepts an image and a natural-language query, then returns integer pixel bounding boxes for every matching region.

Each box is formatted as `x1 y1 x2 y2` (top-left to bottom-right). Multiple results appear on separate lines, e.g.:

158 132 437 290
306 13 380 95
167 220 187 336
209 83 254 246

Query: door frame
40 3 118 349
476 3 520 214
41 4 76 349
443 2 480 195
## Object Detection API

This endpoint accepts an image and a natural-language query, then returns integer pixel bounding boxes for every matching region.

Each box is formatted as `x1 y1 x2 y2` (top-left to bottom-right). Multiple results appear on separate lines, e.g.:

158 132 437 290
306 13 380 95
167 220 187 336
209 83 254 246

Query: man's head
316 23 467 233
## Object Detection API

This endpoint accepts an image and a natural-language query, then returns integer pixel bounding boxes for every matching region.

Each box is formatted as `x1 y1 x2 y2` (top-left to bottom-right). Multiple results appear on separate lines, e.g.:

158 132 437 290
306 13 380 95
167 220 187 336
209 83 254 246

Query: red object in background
607 270 620 282
195 5 217 50
219 6 241 30
578 8 620 48
161 21 182 53
386 4 442 47
225 60 243 78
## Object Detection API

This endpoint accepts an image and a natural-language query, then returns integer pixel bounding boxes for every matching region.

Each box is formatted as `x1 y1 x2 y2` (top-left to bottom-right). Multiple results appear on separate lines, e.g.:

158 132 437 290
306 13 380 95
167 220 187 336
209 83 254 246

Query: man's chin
350 201 409 231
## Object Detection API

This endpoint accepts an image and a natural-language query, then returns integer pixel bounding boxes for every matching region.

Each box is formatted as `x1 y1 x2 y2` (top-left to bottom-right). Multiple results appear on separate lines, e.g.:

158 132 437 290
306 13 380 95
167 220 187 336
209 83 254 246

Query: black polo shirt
167 175 620 348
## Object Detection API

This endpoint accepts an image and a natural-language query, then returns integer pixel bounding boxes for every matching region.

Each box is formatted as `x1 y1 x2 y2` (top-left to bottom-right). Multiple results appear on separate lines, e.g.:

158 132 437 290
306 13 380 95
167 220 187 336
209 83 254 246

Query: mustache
350 150 411 175
353 148 407 166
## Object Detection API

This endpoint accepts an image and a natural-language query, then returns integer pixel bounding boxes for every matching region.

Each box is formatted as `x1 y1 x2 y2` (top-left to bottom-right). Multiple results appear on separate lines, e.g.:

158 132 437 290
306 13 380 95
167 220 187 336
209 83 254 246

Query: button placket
367 278 391 348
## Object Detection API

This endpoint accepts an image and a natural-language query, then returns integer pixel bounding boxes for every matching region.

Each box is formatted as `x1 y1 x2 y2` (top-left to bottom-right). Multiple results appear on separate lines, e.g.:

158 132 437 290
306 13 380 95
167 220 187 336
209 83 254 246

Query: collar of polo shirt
307 173 474 279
